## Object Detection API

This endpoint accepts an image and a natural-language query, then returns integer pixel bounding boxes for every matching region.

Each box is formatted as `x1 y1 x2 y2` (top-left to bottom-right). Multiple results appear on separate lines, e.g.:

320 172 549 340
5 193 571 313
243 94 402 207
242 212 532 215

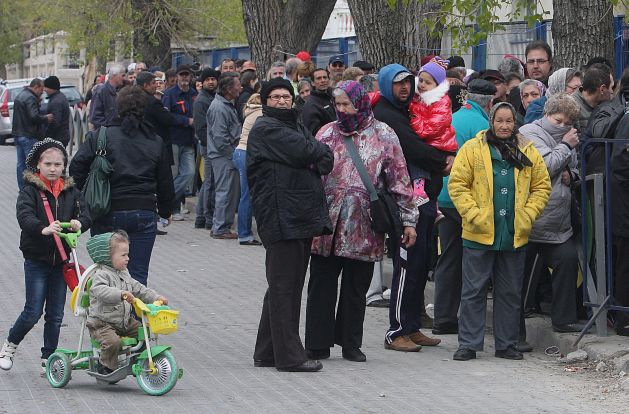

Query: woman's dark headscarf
486 102 532 170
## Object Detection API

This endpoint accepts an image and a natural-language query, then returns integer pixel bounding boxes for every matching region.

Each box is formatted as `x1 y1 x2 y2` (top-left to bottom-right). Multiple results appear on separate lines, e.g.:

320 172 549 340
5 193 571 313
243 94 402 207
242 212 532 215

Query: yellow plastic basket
147 309 179 335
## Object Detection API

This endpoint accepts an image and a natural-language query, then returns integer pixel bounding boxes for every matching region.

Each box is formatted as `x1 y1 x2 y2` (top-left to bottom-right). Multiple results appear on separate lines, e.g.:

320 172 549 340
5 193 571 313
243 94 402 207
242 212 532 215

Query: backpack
82 127 113 219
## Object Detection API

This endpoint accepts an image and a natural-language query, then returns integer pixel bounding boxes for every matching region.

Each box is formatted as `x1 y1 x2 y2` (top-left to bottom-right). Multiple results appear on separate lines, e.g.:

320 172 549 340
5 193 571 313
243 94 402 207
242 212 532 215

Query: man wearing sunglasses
328 55 346 87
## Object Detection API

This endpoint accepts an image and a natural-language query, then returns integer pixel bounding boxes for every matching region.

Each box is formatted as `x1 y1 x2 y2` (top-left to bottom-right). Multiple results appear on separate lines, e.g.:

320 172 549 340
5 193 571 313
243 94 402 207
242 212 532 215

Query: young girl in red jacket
408 57 457 219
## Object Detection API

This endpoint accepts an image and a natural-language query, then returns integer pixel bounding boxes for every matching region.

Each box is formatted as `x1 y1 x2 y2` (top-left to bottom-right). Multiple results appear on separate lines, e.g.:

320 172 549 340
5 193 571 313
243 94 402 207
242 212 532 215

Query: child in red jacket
408 57 457 220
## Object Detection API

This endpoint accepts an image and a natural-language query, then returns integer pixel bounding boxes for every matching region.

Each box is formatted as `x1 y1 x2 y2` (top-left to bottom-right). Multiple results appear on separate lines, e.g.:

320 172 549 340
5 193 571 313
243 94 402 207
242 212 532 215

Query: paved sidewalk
0 146 623 413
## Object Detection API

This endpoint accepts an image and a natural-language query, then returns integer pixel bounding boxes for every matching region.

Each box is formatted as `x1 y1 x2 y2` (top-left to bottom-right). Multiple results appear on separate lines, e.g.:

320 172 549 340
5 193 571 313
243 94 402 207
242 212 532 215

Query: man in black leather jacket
12 78 53 190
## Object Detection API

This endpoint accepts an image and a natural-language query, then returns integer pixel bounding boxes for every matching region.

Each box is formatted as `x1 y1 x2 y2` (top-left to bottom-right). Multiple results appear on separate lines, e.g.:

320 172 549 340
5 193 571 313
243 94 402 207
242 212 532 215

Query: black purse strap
95 126 107 155
343 136 379 202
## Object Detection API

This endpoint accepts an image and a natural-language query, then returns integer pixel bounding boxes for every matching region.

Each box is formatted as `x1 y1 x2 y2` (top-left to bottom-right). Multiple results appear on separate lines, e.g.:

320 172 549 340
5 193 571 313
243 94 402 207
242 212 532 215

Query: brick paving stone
0 145 622 413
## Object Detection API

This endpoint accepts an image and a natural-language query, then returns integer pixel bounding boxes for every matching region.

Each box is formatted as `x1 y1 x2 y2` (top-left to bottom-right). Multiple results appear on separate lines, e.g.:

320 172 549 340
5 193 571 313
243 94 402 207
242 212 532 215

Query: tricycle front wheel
46 353 72 388
135 350 178 396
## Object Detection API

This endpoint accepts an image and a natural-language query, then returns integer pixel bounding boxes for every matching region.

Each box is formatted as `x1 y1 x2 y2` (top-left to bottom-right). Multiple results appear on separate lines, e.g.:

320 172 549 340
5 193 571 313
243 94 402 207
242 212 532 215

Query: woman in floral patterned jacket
305 80 419 363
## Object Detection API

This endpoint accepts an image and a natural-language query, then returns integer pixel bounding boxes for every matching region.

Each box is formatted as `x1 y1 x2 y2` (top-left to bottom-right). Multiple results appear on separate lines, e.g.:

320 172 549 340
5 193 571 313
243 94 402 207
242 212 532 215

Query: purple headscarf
334 80 373 134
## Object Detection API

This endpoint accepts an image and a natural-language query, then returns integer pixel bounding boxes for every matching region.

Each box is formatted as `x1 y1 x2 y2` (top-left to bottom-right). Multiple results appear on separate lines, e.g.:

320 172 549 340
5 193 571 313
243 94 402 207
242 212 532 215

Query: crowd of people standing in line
3 38 629 374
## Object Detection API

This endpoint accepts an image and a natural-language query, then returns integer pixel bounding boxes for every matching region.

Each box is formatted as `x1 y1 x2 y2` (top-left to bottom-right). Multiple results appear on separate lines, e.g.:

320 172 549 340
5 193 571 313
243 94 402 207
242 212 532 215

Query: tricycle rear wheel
47 353 72 388
135 350 178 396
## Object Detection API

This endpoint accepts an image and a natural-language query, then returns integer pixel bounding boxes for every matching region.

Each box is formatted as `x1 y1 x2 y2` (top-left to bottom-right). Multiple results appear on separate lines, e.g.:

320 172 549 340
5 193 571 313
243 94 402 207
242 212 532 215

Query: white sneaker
0 340 18 370
172 213 184 221
182 208 190 215
41 359 47 377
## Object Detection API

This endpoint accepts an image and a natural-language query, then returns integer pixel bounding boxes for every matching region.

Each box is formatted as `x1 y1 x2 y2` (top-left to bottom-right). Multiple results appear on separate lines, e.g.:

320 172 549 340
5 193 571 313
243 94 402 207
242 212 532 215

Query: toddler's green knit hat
86 232 114 267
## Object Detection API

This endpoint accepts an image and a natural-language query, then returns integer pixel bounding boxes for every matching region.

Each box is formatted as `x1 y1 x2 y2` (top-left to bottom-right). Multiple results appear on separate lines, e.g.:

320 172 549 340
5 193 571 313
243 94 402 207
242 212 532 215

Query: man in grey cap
432 79 497 336
375 63 449 352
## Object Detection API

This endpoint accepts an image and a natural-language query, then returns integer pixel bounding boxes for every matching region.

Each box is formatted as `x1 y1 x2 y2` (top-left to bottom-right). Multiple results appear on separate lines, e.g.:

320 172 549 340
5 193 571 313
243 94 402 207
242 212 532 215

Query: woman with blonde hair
233 93 263 245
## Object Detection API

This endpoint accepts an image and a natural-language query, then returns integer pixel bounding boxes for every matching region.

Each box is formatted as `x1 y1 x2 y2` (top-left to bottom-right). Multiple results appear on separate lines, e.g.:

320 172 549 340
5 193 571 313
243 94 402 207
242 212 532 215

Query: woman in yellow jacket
448 102 551 361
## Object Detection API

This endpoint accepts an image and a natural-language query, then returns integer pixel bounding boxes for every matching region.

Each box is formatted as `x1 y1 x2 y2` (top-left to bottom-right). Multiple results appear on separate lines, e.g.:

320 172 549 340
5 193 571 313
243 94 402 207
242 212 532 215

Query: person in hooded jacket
306 81 419 362
247 78 333 372
373 64 450 351
519 93 584 337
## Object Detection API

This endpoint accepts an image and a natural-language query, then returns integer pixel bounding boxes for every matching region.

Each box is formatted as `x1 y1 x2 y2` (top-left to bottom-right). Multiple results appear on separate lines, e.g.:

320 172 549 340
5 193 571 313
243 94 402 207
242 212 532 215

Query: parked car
0 80 30 145
0 80 84 145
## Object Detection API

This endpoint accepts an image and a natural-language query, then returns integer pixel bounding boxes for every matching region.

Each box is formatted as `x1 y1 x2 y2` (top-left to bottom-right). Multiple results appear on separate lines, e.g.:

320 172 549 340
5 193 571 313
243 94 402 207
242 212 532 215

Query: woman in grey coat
518 93 584 338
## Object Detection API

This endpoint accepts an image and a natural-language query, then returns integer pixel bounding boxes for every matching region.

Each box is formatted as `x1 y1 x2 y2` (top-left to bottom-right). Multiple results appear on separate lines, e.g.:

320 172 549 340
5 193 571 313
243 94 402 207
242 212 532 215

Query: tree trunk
241 0 336 75
132 0 174 68
551 0 614 68
134 26 172 68
347 0 442 71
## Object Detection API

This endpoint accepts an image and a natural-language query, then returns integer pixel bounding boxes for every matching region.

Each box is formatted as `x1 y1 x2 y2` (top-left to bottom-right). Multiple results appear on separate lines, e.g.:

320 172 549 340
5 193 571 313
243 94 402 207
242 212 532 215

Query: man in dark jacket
162 64 197 220
193 68 220 229
583 65 623 174
12 78 53 190
43 76 70 146
136 71 179 166
301 68 336 135
89 65 124 130
235 69 257 122
374 64 450 351
247 78 333 372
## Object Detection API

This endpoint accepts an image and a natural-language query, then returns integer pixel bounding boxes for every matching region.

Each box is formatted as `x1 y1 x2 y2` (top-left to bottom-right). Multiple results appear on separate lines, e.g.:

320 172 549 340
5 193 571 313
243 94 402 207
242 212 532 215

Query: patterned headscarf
519 79 547 102
334 80 373 134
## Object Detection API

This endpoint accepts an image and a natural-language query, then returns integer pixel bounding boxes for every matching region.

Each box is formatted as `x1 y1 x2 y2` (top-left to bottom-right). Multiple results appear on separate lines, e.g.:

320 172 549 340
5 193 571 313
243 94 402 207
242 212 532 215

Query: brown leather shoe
384 335 421 352
408 330 441 346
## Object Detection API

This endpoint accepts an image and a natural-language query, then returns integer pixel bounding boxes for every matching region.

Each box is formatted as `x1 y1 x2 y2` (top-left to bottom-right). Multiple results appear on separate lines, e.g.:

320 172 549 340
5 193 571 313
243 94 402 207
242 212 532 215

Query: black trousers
519 239 579 338
432 208 463 330
305 254 374 350
254 238 311 369
386 200 437 342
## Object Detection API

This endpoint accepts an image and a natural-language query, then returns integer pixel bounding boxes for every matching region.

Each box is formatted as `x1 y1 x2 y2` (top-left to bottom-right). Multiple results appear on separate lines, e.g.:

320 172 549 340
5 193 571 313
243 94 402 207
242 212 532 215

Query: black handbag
343 137 404 237
566 167 582 235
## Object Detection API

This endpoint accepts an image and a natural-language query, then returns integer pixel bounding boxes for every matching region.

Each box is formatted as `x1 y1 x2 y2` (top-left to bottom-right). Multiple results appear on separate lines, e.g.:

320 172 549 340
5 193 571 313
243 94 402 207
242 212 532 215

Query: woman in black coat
247 78 333 372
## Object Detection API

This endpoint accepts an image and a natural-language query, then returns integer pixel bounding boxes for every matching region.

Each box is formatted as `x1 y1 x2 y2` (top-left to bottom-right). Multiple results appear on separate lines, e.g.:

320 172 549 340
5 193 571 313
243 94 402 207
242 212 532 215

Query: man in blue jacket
162 64 197 220
374 64 450 352
432 80 495 336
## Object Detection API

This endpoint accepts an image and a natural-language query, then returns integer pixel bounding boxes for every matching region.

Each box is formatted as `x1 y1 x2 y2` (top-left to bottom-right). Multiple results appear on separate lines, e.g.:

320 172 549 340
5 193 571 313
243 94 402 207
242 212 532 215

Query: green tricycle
44 223 183 396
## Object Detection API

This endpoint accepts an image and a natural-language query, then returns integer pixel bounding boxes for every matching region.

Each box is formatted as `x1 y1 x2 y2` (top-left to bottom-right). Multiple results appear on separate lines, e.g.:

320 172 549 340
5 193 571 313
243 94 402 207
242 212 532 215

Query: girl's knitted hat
419 57 450 85
25 138 68 172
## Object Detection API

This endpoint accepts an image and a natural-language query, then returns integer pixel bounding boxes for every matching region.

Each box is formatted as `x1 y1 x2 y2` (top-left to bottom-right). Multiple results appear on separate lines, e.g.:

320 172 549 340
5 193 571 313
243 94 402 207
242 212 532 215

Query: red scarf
37 173 65 199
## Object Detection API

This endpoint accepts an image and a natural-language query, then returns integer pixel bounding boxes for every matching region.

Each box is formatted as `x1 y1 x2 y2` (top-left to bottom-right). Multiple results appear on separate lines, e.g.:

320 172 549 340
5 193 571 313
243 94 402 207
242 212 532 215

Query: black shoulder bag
343 136 404 237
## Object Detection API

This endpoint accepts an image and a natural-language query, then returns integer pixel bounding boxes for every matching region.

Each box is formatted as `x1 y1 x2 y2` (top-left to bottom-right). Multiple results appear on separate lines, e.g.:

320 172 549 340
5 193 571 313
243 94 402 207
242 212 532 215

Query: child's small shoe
0 340 18 371
41 359 47 377
95 362 113 375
